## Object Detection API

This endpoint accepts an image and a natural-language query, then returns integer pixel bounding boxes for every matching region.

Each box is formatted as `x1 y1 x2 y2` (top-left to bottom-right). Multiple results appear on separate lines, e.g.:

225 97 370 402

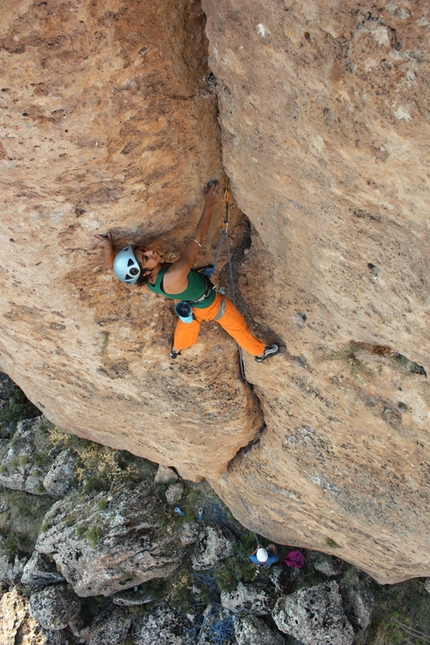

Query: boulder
339 571 375 632
272 581 354 645
130 603 192 645
221 581 279 616
43 449 77 497
80 605 131 645
21 552 65 586
165 483 184 505
191 525 233 571
35 481 198 596
313 554 345 577
29 584 81 631
0 537 27 584
0 417 53 494
154 465 179 485
234 614 285 645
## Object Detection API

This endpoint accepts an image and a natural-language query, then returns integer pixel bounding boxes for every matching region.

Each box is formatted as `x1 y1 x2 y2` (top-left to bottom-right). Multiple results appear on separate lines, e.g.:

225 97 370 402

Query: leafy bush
85 525 103 548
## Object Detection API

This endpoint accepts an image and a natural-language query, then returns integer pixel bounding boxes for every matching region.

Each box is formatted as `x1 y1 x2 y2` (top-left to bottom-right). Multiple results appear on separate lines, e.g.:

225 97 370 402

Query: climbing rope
206 177 268 549
210 178 265 427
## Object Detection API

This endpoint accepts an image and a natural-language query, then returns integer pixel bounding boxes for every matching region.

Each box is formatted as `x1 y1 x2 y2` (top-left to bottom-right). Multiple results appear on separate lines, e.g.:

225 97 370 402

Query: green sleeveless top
147 265 216 309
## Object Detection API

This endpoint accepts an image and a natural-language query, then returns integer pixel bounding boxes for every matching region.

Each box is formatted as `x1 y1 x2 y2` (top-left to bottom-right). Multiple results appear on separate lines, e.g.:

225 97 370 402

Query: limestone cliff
0 0 429 583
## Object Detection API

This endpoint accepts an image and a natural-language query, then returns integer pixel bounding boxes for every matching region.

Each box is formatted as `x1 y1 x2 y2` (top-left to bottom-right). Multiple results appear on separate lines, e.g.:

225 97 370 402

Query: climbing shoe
169 348 182 359
255 344 280 363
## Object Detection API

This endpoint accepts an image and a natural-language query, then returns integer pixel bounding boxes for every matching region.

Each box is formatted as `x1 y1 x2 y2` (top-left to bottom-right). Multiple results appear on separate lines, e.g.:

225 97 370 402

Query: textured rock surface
272 581 354 645
339 571 375 633
0 417 54 494
29 585 81 631
0 587 67 645
80 605 131 645
1 0 429 584
0 538 27 584
234 614 285 645
0 0 259 482
154 464 179 485
221 581 277 616
130 602 192 645
165 482 184 505
203 0 430 583
21 552 65 586
43 448 77 497
191 524 233 570
35 480 198 596
313 554 345 577
112 586 154 606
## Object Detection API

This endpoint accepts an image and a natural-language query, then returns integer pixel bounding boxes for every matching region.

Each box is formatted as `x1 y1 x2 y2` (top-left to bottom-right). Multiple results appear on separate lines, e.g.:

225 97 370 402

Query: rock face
203 0 430 584
0 0 259 482
1 0 430 583
43 448 77 497
0 538 26 585
80 606 132 645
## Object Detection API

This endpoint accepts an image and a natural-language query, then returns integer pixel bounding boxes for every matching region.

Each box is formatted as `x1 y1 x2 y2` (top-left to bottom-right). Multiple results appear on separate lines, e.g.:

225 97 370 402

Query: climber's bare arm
163 180 220 293
91 233 115 269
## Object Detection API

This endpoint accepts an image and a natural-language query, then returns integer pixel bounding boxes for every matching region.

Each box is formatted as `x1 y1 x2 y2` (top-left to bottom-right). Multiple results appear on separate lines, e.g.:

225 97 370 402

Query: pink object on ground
283 550 305 569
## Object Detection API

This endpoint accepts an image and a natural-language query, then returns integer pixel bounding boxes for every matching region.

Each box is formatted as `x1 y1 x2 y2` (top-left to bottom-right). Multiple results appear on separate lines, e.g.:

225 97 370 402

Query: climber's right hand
91 232 113 248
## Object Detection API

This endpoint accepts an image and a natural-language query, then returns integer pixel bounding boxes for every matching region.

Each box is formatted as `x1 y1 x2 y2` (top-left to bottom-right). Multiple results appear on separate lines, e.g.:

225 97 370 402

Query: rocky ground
1 374 429 645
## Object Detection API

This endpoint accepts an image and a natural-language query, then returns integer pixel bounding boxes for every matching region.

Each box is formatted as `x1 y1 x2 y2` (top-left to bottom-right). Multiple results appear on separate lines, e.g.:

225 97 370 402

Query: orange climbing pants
173 292 265 357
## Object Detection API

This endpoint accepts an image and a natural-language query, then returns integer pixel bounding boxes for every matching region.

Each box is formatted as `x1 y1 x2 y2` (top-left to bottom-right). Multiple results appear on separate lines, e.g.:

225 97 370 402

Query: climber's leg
172 317 201 351
215 297 266 357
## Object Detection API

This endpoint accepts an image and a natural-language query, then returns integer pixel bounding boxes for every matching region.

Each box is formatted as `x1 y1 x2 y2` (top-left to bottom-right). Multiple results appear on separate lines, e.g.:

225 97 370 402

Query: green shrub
82 477 109 495
1 530 33 556
76 525 86 539
85 525 103 548
34 452 49 466
215 555 256 593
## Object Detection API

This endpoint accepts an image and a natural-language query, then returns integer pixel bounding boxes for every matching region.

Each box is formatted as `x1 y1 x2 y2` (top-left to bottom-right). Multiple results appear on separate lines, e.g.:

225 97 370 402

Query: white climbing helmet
113 246 141 284
256 548 268 563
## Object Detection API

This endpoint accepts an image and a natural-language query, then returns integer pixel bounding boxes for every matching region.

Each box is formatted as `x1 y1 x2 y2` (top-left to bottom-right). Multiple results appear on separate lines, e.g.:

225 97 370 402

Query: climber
249 544 279 568
91 180 279 362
